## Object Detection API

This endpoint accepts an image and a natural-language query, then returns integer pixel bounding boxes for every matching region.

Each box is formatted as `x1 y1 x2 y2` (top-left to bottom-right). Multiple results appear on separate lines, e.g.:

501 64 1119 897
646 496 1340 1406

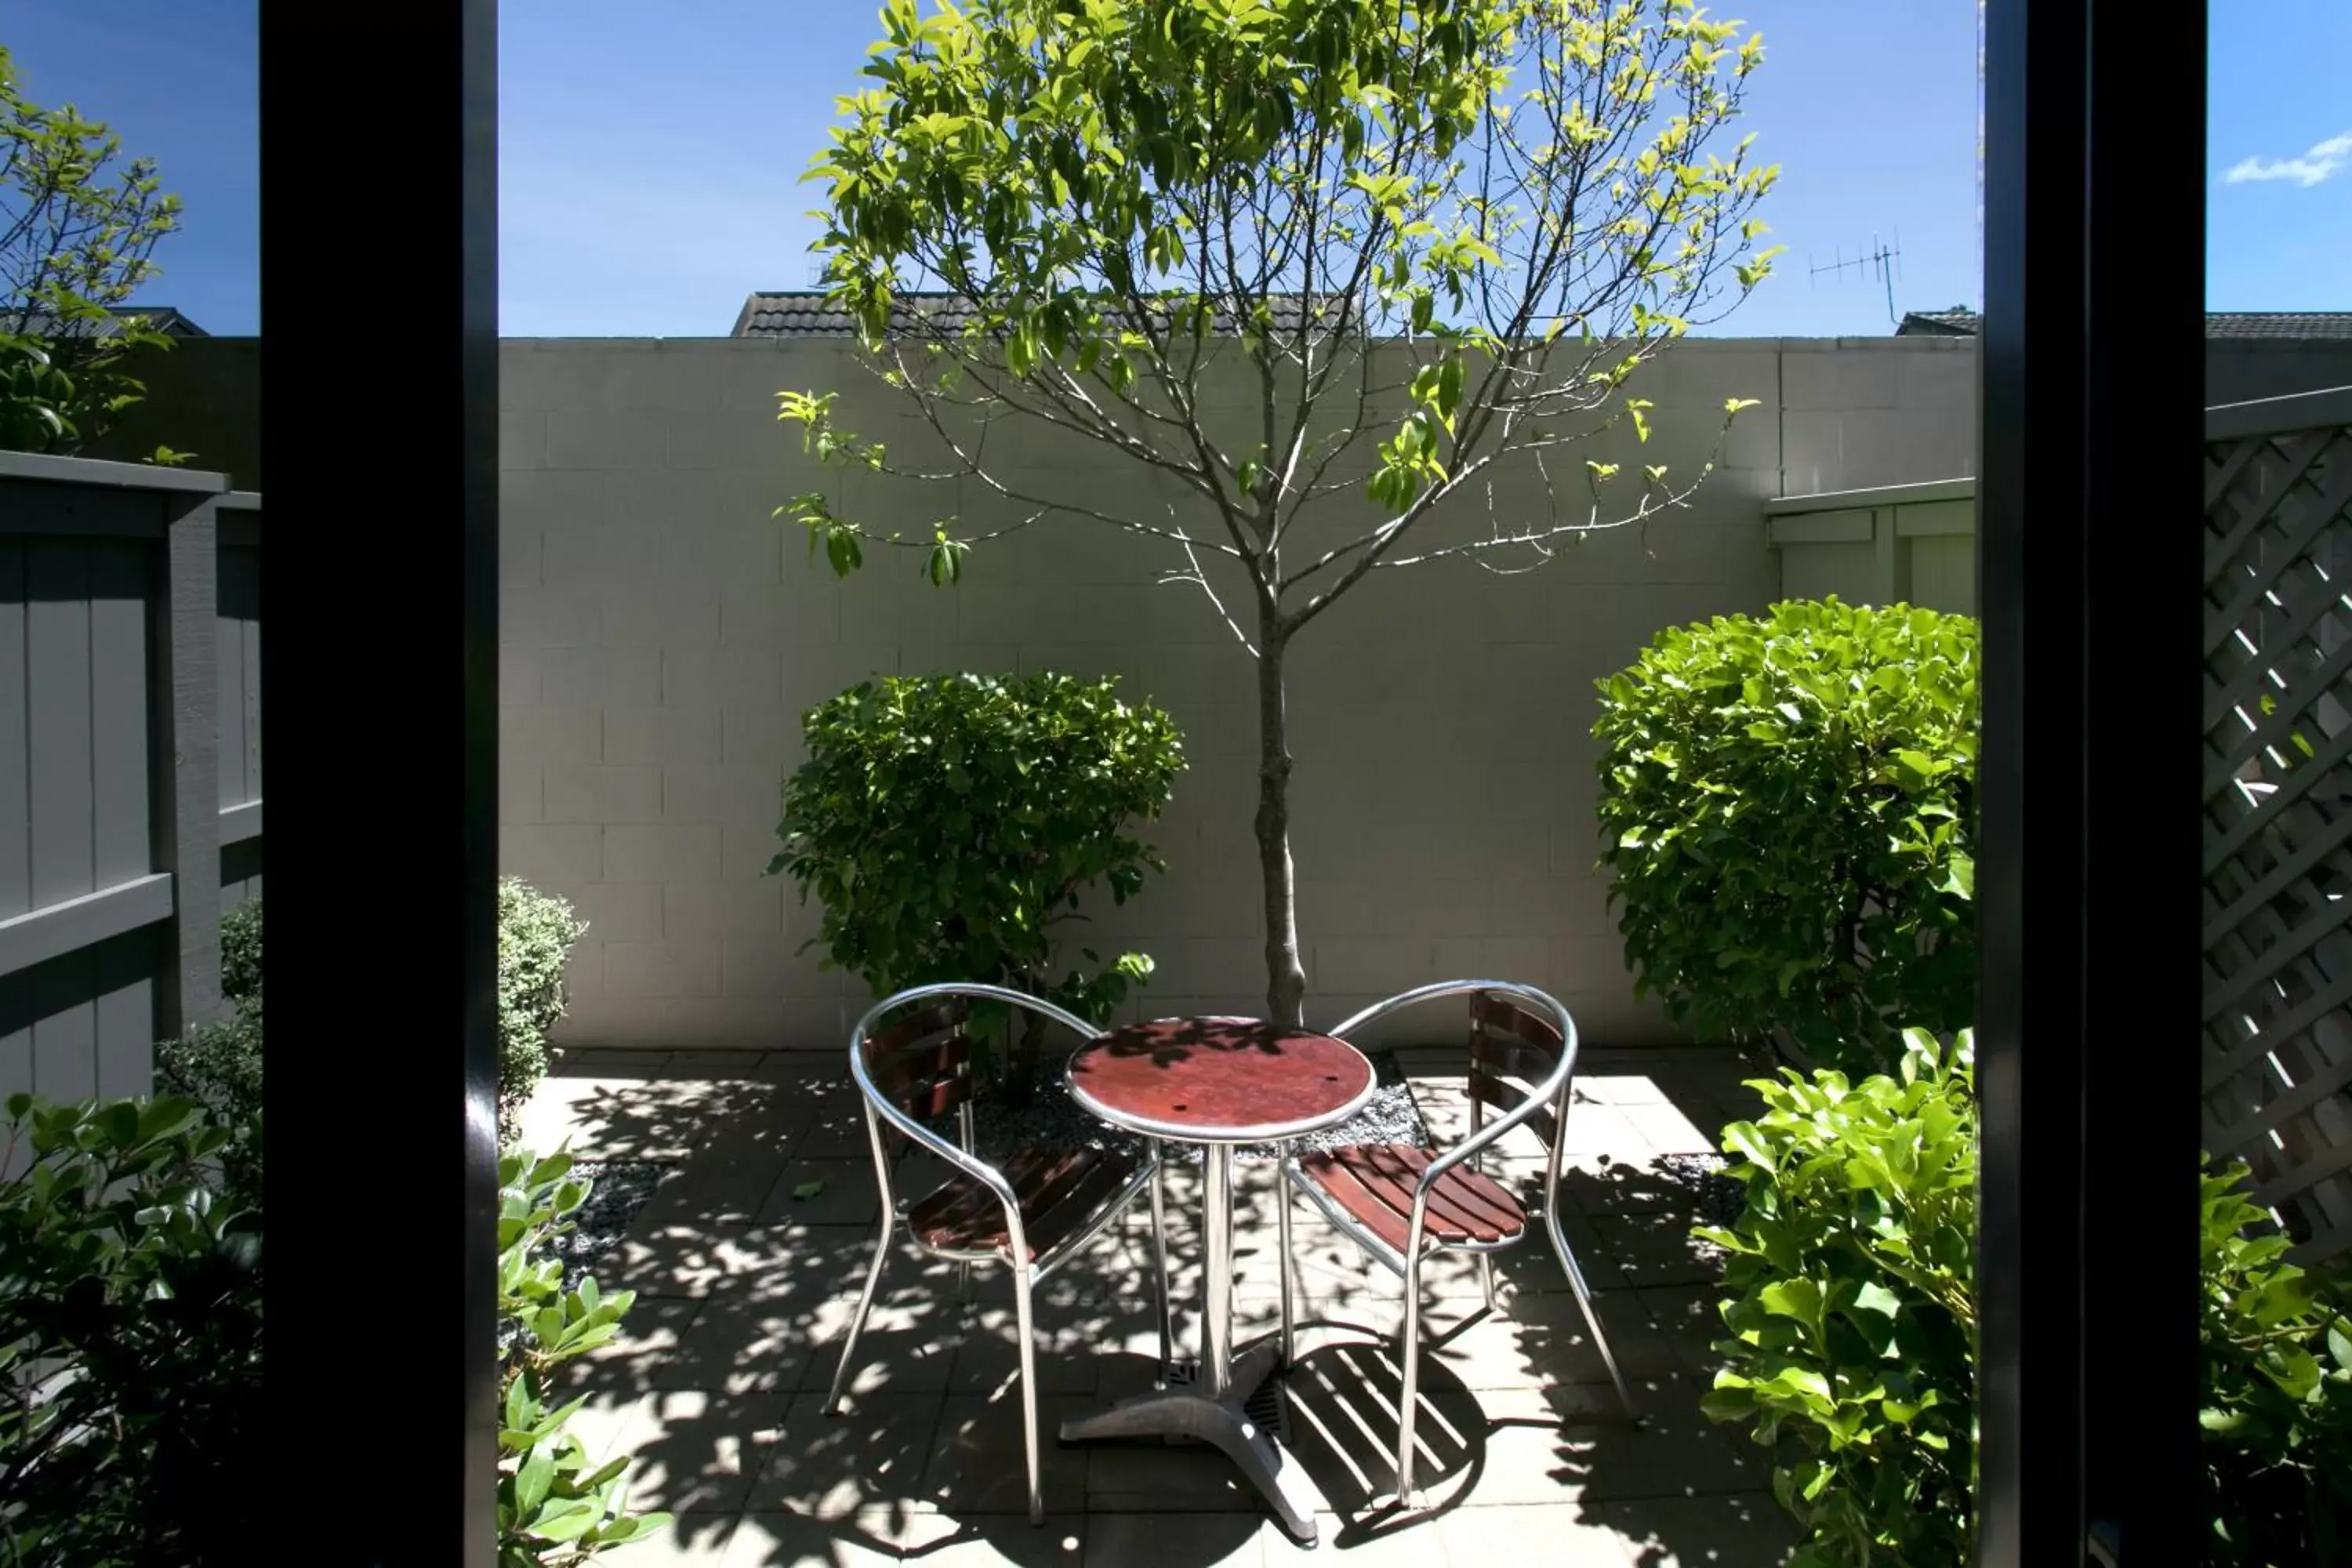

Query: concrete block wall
498 335 1978 1051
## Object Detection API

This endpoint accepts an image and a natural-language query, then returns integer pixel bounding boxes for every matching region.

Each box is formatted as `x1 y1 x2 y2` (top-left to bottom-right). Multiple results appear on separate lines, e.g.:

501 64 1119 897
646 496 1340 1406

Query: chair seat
1297 1144 1528 1251
909 1145 1141 1261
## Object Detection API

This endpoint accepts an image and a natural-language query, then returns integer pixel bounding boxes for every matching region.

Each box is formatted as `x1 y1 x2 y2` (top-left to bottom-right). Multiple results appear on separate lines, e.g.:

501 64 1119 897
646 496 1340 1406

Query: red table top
1065 1017 1377 1143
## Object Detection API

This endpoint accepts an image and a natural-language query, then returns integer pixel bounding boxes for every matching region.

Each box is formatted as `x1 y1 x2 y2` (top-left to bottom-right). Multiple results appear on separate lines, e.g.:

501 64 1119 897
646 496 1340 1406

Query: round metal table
1058 1017 1377 1544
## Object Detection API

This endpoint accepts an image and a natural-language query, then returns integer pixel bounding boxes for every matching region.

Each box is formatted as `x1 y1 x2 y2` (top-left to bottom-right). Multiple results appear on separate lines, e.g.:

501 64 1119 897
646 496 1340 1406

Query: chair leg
1394 1248 1426 1508
826 1208 895 1414
1012 1262 1045 1526
1551 1220 1639 1419
1477 1250 1497 1316
1276 1156 1297 1366
1149 1142 1174 1374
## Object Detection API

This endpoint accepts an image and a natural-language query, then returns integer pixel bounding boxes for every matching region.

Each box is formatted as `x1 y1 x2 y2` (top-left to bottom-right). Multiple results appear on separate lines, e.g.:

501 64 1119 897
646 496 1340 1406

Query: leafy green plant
1695 1027 1980 1568
1594 598 1978 1073
1696 1032 2352 1567
155 898 265 1207
771 672 1182 1082
1 45 183 455
2199 1160 2352 1564
498 1148 670 1566
0 1094 263 1567
0 331 73 448
499 879 590 1144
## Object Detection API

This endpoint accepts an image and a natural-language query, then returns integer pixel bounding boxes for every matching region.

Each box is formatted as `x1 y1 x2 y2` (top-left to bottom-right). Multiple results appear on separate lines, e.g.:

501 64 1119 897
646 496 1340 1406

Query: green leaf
516 1452 556 1516
1759 1277 1824 1330
792 1180 827 1201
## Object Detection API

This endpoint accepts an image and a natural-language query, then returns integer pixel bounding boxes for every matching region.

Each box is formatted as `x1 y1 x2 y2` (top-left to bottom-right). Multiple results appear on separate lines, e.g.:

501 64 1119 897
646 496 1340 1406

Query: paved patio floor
516 1044 1798 1568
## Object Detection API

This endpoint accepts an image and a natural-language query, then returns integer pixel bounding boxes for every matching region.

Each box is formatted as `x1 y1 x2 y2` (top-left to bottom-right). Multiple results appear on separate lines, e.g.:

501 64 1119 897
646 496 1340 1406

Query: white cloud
2224 131 2352 187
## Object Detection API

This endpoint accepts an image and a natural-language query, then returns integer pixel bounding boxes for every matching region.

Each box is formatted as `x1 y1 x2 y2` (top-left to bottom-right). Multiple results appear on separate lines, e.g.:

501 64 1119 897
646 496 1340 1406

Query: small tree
779 0 1780 1025
0 43 182 454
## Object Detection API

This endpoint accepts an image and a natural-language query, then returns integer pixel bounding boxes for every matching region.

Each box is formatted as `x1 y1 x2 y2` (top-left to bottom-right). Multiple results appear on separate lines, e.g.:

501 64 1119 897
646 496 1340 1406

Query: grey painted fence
2201 385 2352 1264
0 452 263 1126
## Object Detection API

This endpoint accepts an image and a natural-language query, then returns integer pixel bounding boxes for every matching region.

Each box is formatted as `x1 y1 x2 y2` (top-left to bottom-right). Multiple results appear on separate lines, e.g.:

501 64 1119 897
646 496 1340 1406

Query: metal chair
825 982 1174 1526
1275 979 1638 1506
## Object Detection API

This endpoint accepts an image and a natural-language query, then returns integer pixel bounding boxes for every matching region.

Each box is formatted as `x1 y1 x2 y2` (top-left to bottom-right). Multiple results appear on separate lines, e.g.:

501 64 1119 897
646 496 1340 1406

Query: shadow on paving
533 1044 1802 1565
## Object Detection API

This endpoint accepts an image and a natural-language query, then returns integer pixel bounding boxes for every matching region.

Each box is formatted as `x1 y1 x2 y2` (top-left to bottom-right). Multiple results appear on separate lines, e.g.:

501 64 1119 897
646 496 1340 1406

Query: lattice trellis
2202 389 2352 1264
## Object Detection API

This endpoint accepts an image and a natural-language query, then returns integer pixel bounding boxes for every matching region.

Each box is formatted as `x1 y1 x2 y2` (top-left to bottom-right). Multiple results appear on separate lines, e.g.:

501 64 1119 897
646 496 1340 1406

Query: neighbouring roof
1896 307 2352 340
733 289 1344 340
0 304 209 339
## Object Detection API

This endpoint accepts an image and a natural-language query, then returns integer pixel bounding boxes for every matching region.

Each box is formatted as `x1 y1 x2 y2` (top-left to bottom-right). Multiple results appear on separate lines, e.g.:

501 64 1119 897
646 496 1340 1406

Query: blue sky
3 0 2345 338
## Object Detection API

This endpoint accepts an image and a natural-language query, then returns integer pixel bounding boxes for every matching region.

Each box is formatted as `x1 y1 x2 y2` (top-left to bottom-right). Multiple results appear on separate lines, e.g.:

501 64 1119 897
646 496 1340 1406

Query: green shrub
499 879 590 1143
771 671 1184 1077
1696 1033 2352 1567
2199 1163 2352 1563
220 896 262 1007
156 898 265 1206
1593 598 1978 1074
0 1094 263 1566
498 1147 670 1566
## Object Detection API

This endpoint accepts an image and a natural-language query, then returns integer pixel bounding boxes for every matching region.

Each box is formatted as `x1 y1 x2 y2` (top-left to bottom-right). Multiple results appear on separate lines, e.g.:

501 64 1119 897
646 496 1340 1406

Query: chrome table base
1058 1142 1323 1544
1058 1340 1319 1543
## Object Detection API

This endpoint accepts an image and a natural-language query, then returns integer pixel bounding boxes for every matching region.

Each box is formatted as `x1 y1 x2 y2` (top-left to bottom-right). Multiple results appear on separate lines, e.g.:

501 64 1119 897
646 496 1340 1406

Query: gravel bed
974 1047 1428 1164
1655 1152 1748 1227
499 1159 679 1361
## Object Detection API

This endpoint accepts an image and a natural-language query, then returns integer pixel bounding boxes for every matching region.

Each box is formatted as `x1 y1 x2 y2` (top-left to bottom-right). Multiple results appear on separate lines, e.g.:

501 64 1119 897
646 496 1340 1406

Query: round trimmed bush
1592 597 1977 1073
771 671 1184 1076
497 877 589 1141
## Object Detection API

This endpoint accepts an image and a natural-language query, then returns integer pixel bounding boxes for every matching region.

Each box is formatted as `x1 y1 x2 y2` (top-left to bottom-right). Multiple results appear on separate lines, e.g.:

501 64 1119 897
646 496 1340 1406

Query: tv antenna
1809 232 1904 326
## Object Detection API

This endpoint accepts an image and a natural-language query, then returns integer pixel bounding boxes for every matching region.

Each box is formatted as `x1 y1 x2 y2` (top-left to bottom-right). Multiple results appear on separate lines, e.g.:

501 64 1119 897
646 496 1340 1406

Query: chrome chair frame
824 982 1174 1526
1276 978 1637 1505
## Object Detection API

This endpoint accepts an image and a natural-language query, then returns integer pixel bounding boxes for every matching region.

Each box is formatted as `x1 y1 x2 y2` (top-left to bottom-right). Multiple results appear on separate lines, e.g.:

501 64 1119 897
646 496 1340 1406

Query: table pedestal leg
1059 1342 1317 1541
1060 1143 1321 1543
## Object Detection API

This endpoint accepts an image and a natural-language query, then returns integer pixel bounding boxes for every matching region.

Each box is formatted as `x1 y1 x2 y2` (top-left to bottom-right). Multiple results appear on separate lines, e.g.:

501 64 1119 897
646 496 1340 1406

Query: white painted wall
496 335 1976 1050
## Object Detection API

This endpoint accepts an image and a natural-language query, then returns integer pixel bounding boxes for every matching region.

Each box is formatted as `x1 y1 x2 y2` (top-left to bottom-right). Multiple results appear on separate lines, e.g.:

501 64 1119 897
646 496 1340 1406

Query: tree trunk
1254 624 1309 1028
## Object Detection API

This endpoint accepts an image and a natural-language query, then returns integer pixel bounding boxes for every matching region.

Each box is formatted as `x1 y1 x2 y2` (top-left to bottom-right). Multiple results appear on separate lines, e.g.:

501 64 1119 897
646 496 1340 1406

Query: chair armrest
848 981 1111 1266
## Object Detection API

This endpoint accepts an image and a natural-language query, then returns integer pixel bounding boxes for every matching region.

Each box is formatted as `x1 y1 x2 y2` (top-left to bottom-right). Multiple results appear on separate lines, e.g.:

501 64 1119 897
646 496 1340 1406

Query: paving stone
746 1389 945 1519
633 1154 794 1232
711 1512 901 1566
553 1297 703 1399
753 1159 881 1227
1083 1435 1267 1513
1570 1073 1675 1106
615 1388 795 1516
604 1224 804 1301
1588 1213 1726 1290
1635 1284 1733 1382
1553 1155 1700 1218
1261 1512 1449 1566
1559 1103 1652 1159
1588 1490 1799 1566
602 1510 742 1566
1083 1511 1269 1567
1495 1288 1685 1386
920 1392 1095 1515
654 1292 822 1395
1433 1501 1636 1566
1550 1394 1780 1504
948 1306 1112 1399
1620 1102 1720 1156
800 1299 962 1399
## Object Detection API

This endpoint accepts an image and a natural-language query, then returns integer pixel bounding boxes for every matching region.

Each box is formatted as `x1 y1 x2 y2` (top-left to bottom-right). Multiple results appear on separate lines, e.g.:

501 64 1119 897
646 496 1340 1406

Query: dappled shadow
1278 1338 1479 1547
528 1040 1802 1564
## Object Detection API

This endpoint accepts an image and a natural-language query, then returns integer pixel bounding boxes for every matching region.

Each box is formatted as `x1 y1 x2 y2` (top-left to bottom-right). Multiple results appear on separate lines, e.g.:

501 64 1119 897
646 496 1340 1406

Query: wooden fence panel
0 453 241 1138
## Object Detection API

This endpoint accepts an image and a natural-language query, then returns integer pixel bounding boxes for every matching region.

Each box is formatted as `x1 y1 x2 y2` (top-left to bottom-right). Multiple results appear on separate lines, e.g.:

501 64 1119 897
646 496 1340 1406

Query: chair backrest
859 996 978 1156
1466 989 1569 1156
